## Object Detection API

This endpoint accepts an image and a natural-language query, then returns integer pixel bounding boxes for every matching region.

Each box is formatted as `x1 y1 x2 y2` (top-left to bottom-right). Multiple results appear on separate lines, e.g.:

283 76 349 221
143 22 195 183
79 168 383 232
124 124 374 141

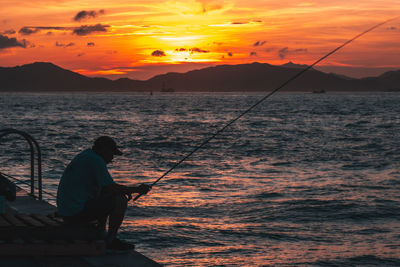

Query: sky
0 0 399 80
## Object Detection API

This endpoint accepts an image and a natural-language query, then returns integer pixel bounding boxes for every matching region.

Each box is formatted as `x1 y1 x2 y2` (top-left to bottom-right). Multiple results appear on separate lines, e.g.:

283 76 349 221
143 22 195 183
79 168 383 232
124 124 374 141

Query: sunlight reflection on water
1 92 400 266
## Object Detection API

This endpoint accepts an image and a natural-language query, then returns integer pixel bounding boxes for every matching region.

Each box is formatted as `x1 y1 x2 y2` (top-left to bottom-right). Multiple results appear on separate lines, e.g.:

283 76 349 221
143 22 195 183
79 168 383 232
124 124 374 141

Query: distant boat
312 89 326 94
161 81 175 92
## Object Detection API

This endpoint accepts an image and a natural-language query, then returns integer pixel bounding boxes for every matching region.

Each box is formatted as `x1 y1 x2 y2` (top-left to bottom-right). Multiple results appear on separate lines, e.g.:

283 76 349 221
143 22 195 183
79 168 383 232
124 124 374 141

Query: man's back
57 149 114 217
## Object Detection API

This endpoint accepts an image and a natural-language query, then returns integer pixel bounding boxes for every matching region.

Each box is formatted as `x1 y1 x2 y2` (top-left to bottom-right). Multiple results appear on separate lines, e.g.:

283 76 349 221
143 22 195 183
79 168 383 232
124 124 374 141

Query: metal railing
0 128 42 200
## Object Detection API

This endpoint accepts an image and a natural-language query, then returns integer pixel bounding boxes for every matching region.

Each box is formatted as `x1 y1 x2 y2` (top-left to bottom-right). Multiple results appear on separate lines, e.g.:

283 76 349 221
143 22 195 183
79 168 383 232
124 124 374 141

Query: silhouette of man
57 136 151 250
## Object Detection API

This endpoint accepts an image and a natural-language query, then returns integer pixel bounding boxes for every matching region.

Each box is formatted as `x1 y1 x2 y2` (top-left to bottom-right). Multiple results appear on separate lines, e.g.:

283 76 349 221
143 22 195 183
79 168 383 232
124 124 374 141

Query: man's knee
113 194 128 210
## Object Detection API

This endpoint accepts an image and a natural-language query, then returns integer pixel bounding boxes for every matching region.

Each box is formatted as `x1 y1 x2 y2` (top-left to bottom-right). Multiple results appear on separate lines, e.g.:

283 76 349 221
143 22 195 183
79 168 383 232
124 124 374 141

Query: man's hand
137 184 151 195
102 183 152 197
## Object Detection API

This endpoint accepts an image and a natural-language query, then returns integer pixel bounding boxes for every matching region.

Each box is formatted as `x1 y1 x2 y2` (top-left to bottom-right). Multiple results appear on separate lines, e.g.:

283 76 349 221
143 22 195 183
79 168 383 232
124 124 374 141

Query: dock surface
0 186 162 267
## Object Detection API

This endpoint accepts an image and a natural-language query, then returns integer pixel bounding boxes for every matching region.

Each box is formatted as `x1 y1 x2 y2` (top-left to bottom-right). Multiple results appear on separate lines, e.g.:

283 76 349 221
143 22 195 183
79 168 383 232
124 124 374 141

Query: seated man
56 136 151 250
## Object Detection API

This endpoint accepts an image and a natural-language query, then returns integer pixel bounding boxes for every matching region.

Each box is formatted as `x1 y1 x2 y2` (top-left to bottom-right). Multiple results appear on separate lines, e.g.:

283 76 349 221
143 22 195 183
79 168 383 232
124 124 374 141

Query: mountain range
0 62 399 92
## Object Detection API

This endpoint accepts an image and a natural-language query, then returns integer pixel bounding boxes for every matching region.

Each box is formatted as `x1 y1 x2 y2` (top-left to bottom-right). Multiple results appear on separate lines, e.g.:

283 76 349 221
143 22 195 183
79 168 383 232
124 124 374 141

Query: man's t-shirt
57 149 115 217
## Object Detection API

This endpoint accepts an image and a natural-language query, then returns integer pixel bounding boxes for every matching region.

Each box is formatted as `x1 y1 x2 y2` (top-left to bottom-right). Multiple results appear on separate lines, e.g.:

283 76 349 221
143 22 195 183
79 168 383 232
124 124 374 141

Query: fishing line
133 17 398 202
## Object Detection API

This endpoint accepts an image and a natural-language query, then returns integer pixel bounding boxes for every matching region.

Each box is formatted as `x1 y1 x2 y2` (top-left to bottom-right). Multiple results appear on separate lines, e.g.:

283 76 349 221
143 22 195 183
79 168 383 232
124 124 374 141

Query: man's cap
93 136 123 155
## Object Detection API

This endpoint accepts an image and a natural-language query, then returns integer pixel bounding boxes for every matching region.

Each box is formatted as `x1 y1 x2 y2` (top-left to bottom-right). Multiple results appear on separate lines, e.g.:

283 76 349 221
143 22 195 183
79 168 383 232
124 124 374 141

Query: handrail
0 129 42 200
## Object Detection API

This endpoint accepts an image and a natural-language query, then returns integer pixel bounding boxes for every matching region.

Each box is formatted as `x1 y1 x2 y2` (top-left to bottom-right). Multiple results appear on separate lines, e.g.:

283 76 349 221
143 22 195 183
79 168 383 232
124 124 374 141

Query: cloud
231 22 247 25
151 50 166 57
18 25 108 36
190 47 209 54
73 10 105 22
175 47 209 54
87 42 95 46
387 26 397 30
73 24 109 36
250 51 257 56
77 53 85 57
2 29 15 35
0 34 27 49
55 41 75 48
278 47 307 59
19 26 70 35
227 52 233 57
19 27 41 35
253 40 266 47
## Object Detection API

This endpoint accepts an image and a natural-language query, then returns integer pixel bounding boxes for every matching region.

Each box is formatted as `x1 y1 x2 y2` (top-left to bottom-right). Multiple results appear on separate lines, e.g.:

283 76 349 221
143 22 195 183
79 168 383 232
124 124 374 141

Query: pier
0 185 162 266
0 129 162 266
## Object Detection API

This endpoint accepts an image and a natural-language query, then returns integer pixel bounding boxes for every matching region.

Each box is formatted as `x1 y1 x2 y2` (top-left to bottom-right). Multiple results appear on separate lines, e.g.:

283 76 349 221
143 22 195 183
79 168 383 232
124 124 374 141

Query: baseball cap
93 136 123 155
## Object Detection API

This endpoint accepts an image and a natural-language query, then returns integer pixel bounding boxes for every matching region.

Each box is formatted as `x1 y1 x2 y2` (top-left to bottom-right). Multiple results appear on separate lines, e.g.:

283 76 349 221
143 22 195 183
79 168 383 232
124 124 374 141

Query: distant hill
281 61 311 70
0 62 399 92
361 70 400 91
0 62 145 91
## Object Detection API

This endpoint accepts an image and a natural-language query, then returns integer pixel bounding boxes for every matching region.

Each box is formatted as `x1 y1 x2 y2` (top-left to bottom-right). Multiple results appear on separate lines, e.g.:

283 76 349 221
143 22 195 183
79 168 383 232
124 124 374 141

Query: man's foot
106 238 135 251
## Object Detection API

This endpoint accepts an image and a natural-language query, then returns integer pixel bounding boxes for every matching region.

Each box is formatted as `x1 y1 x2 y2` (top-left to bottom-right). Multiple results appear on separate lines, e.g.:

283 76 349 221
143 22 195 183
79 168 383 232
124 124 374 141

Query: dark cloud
73 10 105 22
278 47 307 59
250 51 257 56
190 47 209 53
18 25 108 36
278 47 289 59
152 50 166 57
87 42 95 46
231 22 247 25
253 40 266 47
2 29 16 35
19 27 41 35
77 53 85 57
46 31 53 35
387 26 397 30
73 24 109 36
0 34 27 49
19 26 70 35
227 52 233 57
55 41 75 48
175 47 209 54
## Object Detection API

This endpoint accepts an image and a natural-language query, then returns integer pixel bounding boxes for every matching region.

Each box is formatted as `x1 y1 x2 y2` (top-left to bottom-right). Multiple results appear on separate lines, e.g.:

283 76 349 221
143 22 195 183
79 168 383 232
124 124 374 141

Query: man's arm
102 183 151 195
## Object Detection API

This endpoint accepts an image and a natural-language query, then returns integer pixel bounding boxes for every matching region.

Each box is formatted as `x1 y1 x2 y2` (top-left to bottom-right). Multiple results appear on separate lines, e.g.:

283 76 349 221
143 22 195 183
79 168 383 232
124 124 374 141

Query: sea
0 92 399 266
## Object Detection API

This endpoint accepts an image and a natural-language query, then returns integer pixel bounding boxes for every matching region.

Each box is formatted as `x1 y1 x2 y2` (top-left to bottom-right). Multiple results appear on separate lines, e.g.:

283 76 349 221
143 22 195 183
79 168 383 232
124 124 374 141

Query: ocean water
0 92 400 266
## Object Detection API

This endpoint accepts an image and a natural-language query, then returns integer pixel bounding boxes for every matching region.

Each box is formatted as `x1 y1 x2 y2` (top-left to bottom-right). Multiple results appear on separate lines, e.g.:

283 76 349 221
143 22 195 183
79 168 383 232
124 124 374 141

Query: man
57 136 151 250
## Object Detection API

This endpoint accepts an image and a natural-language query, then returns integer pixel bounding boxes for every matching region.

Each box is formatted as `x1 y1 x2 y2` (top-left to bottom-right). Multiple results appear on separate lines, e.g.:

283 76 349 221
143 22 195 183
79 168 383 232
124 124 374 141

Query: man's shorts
63 193 115 224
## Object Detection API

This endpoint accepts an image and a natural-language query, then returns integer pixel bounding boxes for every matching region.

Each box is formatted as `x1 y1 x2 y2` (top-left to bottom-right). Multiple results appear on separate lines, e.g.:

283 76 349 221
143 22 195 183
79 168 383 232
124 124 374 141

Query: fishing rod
133 17 398 202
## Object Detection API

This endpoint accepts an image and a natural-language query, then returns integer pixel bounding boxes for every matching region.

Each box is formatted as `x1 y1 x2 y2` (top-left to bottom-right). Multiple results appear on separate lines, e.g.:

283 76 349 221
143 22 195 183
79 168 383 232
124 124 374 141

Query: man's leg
97 215 107 237
71 194 115 236
106 194 128 241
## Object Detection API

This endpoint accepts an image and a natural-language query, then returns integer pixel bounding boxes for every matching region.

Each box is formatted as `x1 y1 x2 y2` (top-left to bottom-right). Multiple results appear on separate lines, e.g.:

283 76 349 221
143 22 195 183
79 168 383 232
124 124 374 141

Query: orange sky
0 0 399 80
